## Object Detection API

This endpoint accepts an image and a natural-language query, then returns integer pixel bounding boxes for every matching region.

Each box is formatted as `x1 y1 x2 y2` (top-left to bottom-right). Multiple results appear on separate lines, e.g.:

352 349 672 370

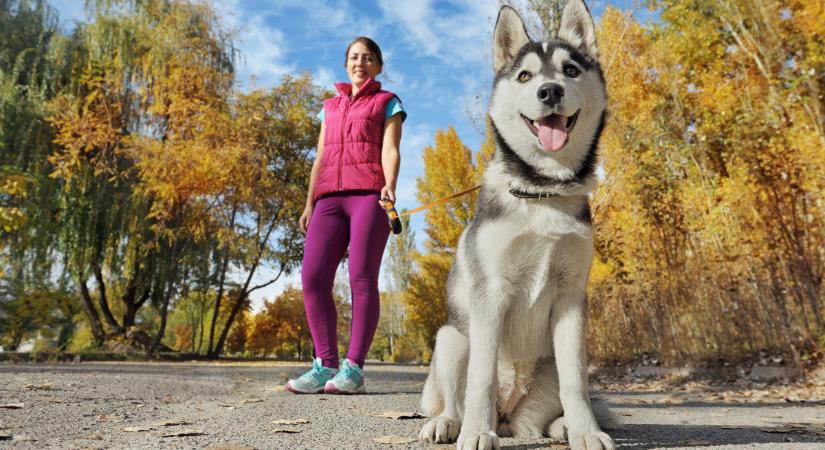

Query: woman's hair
344 36 384 73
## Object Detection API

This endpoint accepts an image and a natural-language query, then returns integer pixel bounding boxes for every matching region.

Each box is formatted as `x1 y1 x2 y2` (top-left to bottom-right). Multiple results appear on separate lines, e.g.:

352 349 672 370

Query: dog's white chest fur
468 199 592 362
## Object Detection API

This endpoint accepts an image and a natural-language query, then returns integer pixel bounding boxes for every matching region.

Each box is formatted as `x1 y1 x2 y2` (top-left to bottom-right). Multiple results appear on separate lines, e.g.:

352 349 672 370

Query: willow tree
46 0 238 348
0 0 67 347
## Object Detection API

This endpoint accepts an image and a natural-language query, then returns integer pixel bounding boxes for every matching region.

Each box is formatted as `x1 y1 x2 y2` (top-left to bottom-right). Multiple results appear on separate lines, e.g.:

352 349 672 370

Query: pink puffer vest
314 77 397 201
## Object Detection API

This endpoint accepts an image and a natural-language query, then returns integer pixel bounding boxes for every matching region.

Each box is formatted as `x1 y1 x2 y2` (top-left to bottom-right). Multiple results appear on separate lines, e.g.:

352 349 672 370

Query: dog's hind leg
505 358 563 438
418 325 468 444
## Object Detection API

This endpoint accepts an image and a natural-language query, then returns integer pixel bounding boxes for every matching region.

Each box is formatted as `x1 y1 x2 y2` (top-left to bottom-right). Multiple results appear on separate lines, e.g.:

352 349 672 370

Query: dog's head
489 0 606 182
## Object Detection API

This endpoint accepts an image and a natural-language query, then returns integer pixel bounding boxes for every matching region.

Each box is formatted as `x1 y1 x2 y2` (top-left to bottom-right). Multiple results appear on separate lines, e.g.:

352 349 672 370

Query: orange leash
398 184 482 218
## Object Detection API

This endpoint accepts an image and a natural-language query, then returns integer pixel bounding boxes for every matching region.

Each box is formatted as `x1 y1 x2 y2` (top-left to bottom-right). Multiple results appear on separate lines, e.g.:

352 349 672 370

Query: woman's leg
343 192 391 367
301 195 349 369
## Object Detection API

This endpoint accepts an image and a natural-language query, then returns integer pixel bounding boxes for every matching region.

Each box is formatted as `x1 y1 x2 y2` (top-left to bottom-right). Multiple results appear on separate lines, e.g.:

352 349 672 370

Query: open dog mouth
521 110 579 152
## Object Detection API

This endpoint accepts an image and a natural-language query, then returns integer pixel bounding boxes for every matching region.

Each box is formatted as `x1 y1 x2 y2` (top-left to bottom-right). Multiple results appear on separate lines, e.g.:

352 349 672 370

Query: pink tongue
538 115 568 152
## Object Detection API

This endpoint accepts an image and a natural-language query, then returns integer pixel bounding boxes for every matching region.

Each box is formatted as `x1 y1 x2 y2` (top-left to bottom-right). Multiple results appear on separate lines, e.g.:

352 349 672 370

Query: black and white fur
418 1 614 449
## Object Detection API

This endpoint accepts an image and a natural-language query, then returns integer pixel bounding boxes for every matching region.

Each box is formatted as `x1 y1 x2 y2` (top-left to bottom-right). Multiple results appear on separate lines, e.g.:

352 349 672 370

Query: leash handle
398 185 482 218
382 200 403 235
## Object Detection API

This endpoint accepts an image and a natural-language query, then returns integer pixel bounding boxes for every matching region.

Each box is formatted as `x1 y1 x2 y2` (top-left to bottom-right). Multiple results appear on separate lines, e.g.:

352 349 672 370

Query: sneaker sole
323 383 366 395
285 382 325 394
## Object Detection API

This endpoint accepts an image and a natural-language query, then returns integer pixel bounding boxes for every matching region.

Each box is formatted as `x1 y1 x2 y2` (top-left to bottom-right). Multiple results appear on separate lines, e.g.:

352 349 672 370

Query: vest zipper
338 100 351 191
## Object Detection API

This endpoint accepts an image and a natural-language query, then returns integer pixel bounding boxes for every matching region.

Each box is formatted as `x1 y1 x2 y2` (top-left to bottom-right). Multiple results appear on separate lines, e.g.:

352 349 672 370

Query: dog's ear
558 0 598 59
493 6 530 73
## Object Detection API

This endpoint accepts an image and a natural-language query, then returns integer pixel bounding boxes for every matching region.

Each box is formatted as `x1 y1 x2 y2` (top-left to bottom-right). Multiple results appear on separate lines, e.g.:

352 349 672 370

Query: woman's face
346 42 381 88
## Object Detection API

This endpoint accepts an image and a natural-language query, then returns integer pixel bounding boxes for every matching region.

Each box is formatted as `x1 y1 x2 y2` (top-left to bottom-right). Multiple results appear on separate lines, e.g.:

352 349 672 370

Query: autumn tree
207 75 322 358
587 1 824 365
246 287 312 359
371 214 415 361
403 127 486 355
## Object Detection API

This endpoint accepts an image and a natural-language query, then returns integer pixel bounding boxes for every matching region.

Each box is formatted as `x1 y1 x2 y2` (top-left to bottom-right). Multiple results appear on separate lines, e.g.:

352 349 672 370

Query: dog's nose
537 83 564 106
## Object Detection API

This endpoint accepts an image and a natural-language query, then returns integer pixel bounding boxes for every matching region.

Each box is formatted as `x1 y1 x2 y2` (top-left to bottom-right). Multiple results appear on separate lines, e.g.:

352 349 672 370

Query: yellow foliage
589 1 825 364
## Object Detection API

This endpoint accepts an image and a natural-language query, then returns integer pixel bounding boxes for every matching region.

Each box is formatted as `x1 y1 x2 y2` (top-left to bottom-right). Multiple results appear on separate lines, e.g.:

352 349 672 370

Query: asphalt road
1 361 823 449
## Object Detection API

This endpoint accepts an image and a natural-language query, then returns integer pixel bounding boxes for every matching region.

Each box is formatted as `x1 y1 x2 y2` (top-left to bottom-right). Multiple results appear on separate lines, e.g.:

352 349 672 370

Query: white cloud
215 2 296 90
313 67 336 89
377 0 498 66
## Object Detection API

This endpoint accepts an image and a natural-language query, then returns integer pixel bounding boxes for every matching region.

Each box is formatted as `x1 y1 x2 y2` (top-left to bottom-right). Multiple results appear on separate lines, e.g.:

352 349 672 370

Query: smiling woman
286 36 407 395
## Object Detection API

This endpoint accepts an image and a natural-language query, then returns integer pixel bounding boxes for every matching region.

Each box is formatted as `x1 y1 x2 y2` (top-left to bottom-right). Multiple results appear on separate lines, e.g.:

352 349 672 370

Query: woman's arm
299 123 326 233
380 114 403 204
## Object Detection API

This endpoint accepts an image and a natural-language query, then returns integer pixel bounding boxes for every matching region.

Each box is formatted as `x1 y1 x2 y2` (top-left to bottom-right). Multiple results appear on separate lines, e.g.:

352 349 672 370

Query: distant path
1 361 823 449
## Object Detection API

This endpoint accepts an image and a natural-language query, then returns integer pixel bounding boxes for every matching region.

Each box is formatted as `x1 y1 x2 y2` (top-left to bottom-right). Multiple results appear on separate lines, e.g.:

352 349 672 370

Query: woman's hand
380 185 396 207
299 203 314 234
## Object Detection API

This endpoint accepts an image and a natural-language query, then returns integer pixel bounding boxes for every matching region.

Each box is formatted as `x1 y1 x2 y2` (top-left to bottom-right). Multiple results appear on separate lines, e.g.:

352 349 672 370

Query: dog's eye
517 71 532 83
563 64 580 78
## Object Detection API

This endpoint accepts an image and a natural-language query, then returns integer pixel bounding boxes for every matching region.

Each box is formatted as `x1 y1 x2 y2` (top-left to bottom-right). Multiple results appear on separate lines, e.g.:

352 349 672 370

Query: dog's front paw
418 416 460 444
567 429 615 450
456 430 499 450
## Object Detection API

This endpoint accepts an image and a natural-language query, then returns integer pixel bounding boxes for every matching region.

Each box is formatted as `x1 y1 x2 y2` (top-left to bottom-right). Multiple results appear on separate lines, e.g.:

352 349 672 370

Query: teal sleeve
319 99 404 123
385 97 406 122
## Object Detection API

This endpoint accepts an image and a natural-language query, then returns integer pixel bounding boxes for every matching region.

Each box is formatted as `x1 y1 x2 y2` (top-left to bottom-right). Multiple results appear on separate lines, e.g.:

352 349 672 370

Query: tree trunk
150 242 181 353
212 219 279 357
213 289 250 358
121 256 151 330
207 250 230 357
93 265 123 334
207 207 236 356
77 274 106 346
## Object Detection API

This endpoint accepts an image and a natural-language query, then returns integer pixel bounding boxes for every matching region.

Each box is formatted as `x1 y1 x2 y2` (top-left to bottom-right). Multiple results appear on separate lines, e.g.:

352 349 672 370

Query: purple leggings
301 190 390 369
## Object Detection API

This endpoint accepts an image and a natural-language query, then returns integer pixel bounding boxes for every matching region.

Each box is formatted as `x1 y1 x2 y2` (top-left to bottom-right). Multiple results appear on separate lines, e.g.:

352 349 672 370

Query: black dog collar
508 188 558 199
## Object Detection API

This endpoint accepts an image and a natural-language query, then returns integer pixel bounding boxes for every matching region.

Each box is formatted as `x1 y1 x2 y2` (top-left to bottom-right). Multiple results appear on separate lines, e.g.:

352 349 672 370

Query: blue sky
49 0 649 309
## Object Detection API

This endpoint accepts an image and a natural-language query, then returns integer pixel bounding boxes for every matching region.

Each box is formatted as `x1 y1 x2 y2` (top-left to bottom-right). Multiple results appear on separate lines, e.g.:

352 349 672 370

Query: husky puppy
417 1 614 450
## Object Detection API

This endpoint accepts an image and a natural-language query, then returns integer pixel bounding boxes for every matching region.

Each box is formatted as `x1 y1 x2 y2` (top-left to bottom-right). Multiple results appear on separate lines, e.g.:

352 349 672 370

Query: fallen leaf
95 413 119 422
204 446 255 450
369 411 424 420
155 420 191 427
160 394 176 404
25 383 52 391
272 428 302 434
373 435 416 444
219 398 263 408
618 412 633 416
162 429 206 437
77 433 104 440
272 419 309 425
122 426 153 432
0 432 12 440
0 403 23 409
264 386 286 393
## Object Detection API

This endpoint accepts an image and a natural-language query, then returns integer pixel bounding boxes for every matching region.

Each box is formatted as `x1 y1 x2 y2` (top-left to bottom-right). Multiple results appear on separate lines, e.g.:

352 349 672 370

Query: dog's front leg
551 291 614 450
457 300 502 450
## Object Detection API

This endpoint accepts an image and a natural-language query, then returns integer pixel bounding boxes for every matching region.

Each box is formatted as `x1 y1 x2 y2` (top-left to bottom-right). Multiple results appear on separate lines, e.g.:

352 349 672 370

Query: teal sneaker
324 358 365 394
285 358 337 394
